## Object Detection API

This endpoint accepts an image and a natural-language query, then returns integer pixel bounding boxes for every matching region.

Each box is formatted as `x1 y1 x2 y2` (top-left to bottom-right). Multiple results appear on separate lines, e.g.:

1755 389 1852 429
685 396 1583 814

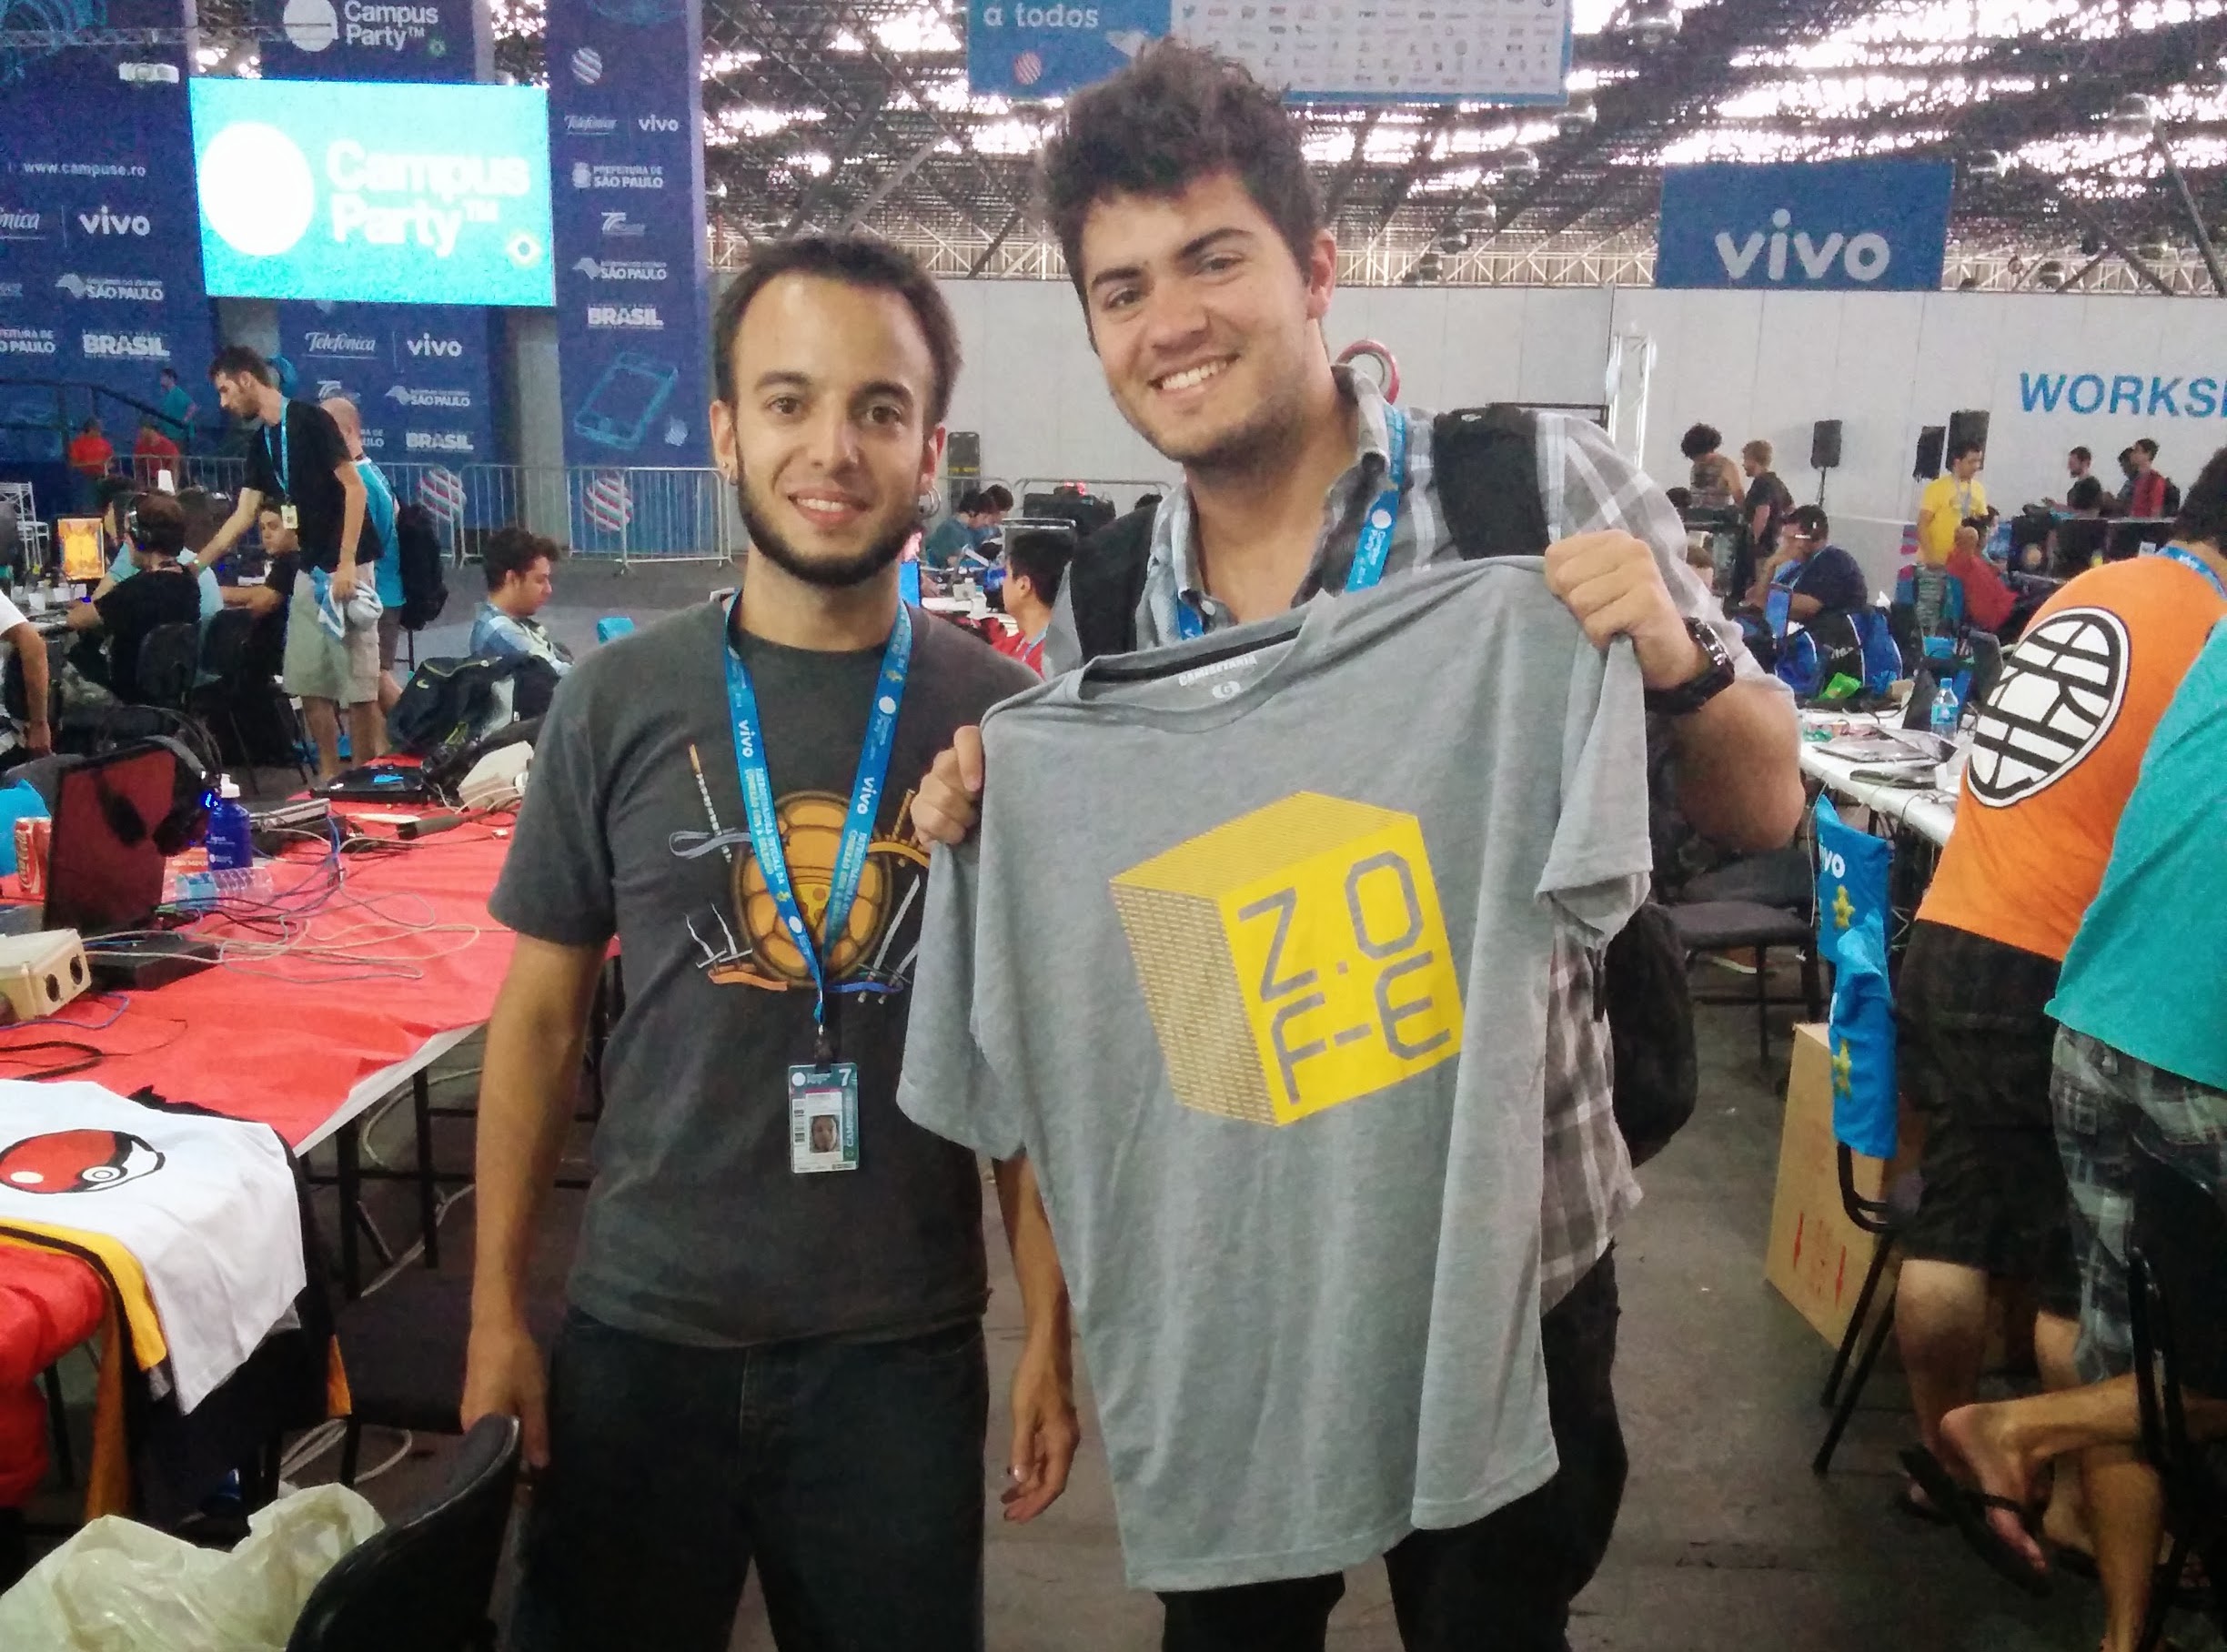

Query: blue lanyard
1174 407 1407 641
2149 545 2227 603
721 595 912 1059
263 414 288 496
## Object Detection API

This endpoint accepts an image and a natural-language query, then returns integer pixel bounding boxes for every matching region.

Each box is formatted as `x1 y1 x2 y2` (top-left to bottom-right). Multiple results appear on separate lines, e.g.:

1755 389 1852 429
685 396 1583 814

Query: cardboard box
1765 1023 1924 1349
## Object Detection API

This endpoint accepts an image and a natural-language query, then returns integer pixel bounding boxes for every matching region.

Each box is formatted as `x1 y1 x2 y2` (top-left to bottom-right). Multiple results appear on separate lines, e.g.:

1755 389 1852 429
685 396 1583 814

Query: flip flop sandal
1900 1446 2052 1598
1895 1481 1953 1526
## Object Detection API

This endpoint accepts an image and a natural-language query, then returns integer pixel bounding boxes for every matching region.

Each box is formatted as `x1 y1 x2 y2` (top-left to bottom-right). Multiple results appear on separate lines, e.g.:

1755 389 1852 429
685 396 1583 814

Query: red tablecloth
0 814 516 1506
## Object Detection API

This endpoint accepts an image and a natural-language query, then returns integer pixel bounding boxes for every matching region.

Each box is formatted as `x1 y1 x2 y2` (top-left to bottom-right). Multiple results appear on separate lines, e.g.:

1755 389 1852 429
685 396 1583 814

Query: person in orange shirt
65 417 114 513
1893 444 2227 1558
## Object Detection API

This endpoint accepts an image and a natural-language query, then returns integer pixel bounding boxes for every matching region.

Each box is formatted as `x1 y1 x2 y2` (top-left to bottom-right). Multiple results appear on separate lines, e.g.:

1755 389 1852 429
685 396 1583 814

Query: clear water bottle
1929 679 1961 743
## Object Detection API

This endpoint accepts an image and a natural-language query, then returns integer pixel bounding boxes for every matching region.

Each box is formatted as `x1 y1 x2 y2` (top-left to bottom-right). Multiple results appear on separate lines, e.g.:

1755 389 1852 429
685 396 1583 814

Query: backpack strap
1431 405 1550 559
1066 507 1156 665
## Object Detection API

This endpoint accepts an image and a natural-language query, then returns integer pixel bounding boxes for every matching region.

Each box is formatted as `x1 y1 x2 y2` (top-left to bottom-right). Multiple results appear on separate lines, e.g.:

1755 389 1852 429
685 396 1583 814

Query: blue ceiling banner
257 0 495 81
0 0 216 477
546 0 714 553
965 0 1572 103
1656 160 1955 293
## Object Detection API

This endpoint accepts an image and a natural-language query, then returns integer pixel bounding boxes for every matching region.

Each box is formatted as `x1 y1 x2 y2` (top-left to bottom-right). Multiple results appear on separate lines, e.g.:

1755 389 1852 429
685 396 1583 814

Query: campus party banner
188 77 555 307
547 0 714 499
0 0 215 464
257 0 494 81
280 302 497 466
1656 160 1953 292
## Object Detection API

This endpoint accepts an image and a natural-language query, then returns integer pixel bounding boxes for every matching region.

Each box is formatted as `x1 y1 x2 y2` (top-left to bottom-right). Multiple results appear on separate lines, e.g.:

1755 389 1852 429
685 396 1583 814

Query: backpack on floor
394 503 449 632
1066 405 1698 1167
386 654 554 761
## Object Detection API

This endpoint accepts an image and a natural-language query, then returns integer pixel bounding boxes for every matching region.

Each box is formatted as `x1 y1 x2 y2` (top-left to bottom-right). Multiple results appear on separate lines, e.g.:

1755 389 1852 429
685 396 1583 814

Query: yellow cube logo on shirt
1112 792 1464 1126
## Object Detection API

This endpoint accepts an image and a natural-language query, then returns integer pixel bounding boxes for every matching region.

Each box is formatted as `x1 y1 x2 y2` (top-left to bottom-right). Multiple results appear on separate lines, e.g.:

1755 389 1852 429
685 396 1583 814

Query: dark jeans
1160 1251 1626 1652
509 1310 989 1652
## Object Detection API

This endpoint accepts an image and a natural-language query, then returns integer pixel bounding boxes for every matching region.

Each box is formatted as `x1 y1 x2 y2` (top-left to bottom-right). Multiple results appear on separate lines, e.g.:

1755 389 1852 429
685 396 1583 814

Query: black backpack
1067 405 1698 1166
393 503 449 632
386 653 558 762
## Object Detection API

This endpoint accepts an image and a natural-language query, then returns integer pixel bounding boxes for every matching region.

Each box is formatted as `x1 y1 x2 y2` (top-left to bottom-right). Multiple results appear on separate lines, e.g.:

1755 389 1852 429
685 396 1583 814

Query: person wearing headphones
66 492 199 705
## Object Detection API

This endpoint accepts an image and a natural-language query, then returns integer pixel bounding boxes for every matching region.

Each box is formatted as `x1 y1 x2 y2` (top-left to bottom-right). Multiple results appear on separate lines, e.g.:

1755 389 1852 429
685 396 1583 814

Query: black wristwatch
1643 619 1738 716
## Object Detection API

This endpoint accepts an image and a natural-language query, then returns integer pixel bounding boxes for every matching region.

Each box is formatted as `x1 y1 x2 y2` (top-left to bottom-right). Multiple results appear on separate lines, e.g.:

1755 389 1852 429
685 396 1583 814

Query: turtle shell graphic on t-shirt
0 1129 166 1194
1967 607 2130 808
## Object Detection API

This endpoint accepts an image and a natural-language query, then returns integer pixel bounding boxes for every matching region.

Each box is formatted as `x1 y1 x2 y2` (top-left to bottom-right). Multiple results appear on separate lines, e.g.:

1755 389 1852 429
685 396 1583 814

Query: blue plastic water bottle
206 776 255 871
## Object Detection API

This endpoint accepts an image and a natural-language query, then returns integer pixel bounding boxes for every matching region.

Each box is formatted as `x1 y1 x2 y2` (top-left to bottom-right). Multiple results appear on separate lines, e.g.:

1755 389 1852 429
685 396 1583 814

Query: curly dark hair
2172 444 2227 549
712 235 959 427
482 524 565 592
1679 424 1722 461
1039 40 1322 305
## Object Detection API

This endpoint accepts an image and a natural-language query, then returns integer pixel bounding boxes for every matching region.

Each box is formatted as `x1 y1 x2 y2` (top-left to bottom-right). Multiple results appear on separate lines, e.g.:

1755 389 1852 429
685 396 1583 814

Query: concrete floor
270 991 2220 1652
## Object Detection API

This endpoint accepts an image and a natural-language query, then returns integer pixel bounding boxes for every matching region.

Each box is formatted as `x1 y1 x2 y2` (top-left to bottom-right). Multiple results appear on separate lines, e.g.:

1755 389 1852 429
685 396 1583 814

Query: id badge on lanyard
721 595 912 1174
2148 544 2227 602
1174 407 1407 641
266 420 298 529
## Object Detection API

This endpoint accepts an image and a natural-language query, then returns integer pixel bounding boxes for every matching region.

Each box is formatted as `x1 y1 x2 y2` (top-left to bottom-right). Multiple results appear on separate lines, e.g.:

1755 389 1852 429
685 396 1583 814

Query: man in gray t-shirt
902 561 1653 1590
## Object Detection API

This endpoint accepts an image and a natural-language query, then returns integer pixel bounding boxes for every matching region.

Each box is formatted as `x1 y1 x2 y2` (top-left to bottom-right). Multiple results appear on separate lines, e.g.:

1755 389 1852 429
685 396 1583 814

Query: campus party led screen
187 77 555 307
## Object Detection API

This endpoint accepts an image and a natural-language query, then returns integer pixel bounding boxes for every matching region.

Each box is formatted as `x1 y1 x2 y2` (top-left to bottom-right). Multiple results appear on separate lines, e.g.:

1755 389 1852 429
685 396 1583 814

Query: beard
1118 355 1312 481
734 468 916 589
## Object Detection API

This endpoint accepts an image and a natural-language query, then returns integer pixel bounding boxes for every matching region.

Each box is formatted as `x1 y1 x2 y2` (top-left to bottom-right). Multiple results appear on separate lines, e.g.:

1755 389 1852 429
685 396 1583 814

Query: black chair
2128 1154 2227 1652
1813 1145 1924 1474
284 1414 520 1652
132 620 223 773
196 605 309 789
1668 897 1824 1066
331 1258 566 1486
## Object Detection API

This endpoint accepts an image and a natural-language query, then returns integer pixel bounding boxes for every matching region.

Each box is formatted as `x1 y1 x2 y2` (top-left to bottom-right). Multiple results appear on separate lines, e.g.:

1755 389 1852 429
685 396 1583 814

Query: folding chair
1809 796 1910 1474
1669 895 1822 1067
2128 1154 2227 1652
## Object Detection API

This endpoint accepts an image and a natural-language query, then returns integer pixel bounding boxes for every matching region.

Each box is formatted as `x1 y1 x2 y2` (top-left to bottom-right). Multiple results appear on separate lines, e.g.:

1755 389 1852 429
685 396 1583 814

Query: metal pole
2151 129 2227 297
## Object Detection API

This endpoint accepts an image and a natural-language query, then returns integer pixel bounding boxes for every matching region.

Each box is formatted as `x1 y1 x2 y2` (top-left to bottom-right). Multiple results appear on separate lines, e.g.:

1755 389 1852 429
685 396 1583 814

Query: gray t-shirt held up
491 599 1035 1347
900 560 1653 1589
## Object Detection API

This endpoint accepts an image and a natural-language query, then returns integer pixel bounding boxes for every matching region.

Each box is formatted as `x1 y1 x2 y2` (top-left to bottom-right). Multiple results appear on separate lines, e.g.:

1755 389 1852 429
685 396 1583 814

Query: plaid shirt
1050 372 1779 1306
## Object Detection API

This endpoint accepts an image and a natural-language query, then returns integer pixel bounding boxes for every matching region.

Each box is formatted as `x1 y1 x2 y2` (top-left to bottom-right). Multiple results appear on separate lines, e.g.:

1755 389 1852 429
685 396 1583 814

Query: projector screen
188 77 555 307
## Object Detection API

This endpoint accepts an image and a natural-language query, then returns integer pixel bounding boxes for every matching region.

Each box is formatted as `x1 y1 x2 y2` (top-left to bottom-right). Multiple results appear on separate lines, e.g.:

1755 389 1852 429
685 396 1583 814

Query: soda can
15 816 49 903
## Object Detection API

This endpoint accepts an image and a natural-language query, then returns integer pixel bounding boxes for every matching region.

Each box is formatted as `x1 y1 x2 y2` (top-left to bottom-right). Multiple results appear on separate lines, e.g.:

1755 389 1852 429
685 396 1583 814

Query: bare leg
2033 1313 2089 1555
2087 1446 2163 1652
349 700 384 763
302 698 340 781
378 670 402 712
1899 1258 1993 1484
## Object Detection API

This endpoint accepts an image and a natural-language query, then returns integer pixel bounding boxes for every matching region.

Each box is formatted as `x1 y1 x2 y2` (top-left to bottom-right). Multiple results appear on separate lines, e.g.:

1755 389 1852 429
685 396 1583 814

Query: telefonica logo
566 116 617 136
2019 372 2227 420
307 329 379 356
55 273 165 301
82 331 169 359
0 209 41 237
386 385 471 408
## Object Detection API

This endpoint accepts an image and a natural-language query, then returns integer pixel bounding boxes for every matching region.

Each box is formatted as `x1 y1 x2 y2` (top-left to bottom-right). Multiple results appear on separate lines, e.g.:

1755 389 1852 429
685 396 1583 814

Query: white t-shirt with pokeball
0 1082 305 1411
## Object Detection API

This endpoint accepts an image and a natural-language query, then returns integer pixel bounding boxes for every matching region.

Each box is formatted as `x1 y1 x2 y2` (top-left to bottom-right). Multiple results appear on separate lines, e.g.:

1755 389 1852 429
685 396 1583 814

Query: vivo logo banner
1656 161 1953 292
547 0 711 474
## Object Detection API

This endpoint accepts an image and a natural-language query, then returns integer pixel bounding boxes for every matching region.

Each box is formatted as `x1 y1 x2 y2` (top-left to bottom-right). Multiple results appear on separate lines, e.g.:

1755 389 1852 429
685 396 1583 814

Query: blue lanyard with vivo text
2148 545 2227 603
263 416 288 494
720 593 912 1063
1174 406 1408 641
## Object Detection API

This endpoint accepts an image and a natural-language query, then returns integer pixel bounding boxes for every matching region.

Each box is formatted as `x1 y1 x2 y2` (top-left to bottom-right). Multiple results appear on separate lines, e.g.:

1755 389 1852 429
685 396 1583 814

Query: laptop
0 744 175 938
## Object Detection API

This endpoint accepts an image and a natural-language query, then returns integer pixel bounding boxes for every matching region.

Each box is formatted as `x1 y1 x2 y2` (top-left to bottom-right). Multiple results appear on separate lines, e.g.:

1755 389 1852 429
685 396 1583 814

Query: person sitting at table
1890 444 2227 1563
2050 477 2111 576
64 492 200 704
1747 505 1866 627
469 526 573 680
1917 613 2227 1652
1942 519 2035 640
990 524 1069 678
90 492 224 624
0 583 51 760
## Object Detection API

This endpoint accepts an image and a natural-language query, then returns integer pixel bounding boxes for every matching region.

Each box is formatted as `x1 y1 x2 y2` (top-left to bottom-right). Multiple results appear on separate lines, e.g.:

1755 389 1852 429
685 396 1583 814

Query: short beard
1124 368 1310 485
734 471 915 589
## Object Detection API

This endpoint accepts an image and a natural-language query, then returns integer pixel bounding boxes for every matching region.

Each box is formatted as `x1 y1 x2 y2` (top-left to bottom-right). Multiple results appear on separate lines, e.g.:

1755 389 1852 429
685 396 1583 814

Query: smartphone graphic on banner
572 353 678 451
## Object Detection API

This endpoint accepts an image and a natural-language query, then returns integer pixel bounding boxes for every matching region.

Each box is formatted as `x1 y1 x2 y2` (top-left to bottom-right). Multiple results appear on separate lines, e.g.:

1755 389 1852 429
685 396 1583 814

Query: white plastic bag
0 1484 382 1651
